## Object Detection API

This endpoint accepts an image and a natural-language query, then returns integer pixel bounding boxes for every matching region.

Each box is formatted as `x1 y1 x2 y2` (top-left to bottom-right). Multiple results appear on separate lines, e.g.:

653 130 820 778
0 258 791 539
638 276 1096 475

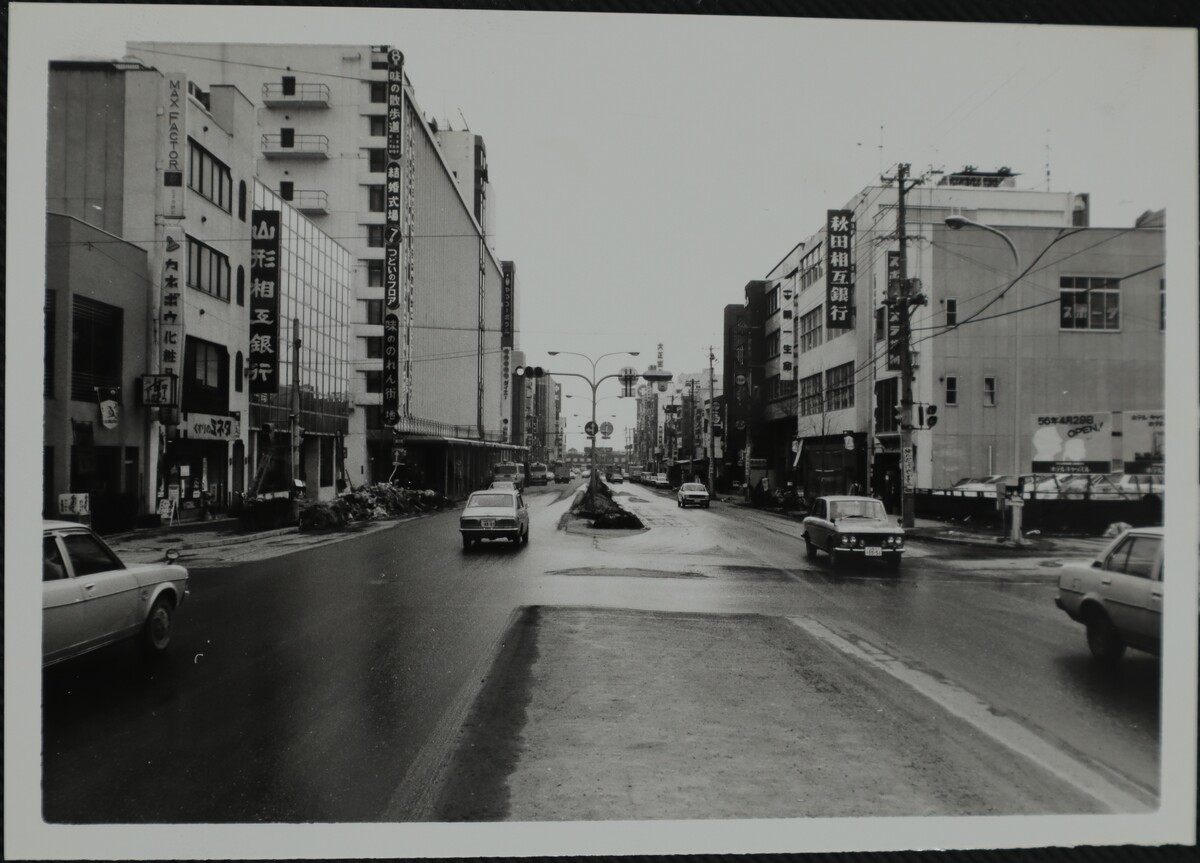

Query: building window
45 291 55 398
945 375 957 406
236 266 245 306
320 436 334 486
364 370 382 393
367 260 383 286
363 404 382 429
238 181 247 221
766 329 781 358
368 185 385 212
235 351 244 392
875 306 886 342
365 336 383 359
370 81 386 103
798 306 823 354
367 225 385 247
368 149 386 172
365 299 384 325
984 375 996 407
187 139 232 211
767 286 781 314
71 296 123 402
186 236 231 300
183 336 229 415
1060 276 1120 330
368 115 386 136
946 298 957 326
798 373 823 416
279 181 294 201
825 362 854 411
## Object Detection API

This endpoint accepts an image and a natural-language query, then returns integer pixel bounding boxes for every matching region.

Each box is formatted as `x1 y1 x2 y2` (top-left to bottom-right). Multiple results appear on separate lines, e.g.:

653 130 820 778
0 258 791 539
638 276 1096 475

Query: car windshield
829 499 886 520
466 493 514 509
681 484 705 491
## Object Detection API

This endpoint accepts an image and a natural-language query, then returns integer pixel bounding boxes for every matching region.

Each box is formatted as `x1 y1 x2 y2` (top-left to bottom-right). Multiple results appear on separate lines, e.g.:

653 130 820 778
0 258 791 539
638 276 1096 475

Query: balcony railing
262 82 331 108
261 133 330 159
287 189 329 215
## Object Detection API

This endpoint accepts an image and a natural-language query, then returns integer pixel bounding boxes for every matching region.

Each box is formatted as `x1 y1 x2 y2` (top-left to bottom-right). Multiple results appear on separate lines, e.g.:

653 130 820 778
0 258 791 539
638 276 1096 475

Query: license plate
480 519 495 528
865 547 882 557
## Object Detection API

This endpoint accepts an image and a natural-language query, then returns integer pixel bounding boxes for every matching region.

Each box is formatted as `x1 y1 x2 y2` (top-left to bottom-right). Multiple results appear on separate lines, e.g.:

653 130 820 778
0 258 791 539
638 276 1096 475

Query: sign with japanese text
59 494 90 516
1121 411 1164 474
141 374 177 407
826 210 854 329
158 225 186 385
180 412 241 441
382 47 405 427
501 262 515 348
158 73 187 219
1030 412 1113 473
886 250 902 370
97 387 120 429
249 210 281 394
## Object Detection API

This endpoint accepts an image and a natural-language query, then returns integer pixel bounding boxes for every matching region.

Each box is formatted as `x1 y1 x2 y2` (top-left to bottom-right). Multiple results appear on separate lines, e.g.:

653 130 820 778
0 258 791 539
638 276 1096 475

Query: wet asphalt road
41 480 1160 822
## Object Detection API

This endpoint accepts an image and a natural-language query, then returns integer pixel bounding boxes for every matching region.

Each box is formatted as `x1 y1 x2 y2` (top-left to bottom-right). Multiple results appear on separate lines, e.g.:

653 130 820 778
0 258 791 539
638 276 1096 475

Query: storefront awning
398 434 527 452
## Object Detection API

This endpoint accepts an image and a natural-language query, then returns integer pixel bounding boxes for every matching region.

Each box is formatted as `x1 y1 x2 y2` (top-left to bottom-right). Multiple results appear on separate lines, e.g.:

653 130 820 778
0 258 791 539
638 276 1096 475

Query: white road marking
787 615 1156 813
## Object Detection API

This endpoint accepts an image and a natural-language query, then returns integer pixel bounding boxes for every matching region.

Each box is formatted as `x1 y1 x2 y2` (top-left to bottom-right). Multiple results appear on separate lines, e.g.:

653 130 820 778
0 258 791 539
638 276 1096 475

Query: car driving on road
43 520 189 667
460 489 530 548
677 482 710 508
801 496 904 569
1055 526 1162 663
652 473 670 489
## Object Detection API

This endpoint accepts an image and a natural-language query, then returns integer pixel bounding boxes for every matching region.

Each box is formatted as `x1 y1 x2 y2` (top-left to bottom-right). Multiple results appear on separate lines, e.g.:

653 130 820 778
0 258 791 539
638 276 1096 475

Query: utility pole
883 162 923 528
707 347 716 493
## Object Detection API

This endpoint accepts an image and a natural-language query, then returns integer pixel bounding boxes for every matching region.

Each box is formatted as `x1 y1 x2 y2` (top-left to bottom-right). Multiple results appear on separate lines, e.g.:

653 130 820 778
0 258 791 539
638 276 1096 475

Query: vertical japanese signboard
382 47 405 427
826 209 854 329
159 74 187 219
886 250 903 370
501 262 515 348
158 225 186 385
248 210 281 394
1121 411 1164 474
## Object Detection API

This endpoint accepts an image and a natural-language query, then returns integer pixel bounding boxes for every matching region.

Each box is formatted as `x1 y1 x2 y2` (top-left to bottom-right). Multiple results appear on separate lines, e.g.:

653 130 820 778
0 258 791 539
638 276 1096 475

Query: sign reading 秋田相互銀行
826 209 855 329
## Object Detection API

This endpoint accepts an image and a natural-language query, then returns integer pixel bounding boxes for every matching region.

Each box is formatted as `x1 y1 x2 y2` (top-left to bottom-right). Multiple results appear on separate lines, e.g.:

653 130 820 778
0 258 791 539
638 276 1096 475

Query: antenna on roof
458 108 469 131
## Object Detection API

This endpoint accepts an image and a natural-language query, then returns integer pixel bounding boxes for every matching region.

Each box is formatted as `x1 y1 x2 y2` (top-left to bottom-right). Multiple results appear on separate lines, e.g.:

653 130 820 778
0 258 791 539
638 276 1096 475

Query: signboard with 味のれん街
1030 412 1113 473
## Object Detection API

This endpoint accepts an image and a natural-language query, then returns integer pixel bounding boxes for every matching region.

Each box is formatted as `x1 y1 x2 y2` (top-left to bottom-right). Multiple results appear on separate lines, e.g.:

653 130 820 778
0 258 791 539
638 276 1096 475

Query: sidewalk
718 497 1109 557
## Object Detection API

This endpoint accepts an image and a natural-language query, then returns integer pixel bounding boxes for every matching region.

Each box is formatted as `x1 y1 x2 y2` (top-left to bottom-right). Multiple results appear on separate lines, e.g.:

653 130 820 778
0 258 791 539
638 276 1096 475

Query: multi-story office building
126 43 518 496
746 167 1163 506
45 60 258 529
44 60 359 528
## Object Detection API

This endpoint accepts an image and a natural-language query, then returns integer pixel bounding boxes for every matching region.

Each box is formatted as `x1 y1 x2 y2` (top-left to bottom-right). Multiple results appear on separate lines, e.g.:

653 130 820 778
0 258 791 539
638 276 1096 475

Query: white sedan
801 496 905 569
460 489 530 548
1055 526 1163 662
677 483 710 508
43 520 189 667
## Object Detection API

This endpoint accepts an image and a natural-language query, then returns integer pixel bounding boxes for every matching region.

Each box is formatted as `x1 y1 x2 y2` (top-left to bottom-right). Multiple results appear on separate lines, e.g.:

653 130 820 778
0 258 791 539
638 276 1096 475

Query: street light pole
945 215 1023 542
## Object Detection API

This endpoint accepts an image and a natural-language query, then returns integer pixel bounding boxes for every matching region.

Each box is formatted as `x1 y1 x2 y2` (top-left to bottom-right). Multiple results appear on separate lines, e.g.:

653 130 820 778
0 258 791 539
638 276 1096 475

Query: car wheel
829 548 842 568
462 535 473 550
141 595 175 655
521 527 529 545
1085 608 1126 663
677 500 682 508
703 501 710 508
804 536 817 559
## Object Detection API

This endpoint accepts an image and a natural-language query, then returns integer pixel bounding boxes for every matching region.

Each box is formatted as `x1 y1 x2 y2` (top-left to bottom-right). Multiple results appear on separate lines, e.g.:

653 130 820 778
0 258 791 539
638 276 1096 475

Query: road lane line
787 616 1157 814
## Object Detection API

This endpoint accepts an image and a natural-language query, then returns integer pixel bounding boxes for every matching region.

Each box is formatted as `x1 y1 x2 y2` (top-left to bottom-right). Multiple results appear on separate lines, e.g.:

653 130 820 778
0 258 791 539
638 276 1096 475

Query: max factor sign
159 74 187 219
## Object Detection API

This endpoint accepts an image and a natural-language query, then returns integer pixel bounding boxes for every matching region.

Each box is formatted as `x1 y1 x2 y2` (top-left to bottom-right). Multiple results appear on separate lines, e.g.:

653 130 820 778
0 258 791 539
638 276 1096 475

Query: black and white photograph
5 1 1198 859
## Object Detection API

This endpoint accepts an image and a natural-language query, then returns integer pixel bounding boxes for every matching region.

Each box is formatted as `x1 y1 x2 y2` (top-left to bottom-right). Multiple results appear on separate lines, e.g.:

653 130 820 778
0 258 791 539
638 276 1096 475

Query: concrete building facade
125 43 517 496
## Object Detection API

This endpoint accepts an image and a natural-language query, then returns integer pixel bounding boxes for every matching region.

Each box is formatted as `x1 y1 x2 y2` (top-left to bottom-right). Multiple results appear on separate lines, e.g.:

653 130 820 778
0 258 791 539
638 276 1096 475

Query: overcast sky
10 4 1194 448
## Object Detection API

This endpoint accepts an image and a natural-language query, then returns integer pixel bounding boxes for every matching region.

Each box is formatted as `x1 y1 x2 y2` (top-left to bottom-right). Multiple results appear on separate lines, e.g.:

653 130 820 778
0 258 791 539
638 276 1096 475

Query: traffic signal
516 366 545 378
926 405 938 429
894 403 906 427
